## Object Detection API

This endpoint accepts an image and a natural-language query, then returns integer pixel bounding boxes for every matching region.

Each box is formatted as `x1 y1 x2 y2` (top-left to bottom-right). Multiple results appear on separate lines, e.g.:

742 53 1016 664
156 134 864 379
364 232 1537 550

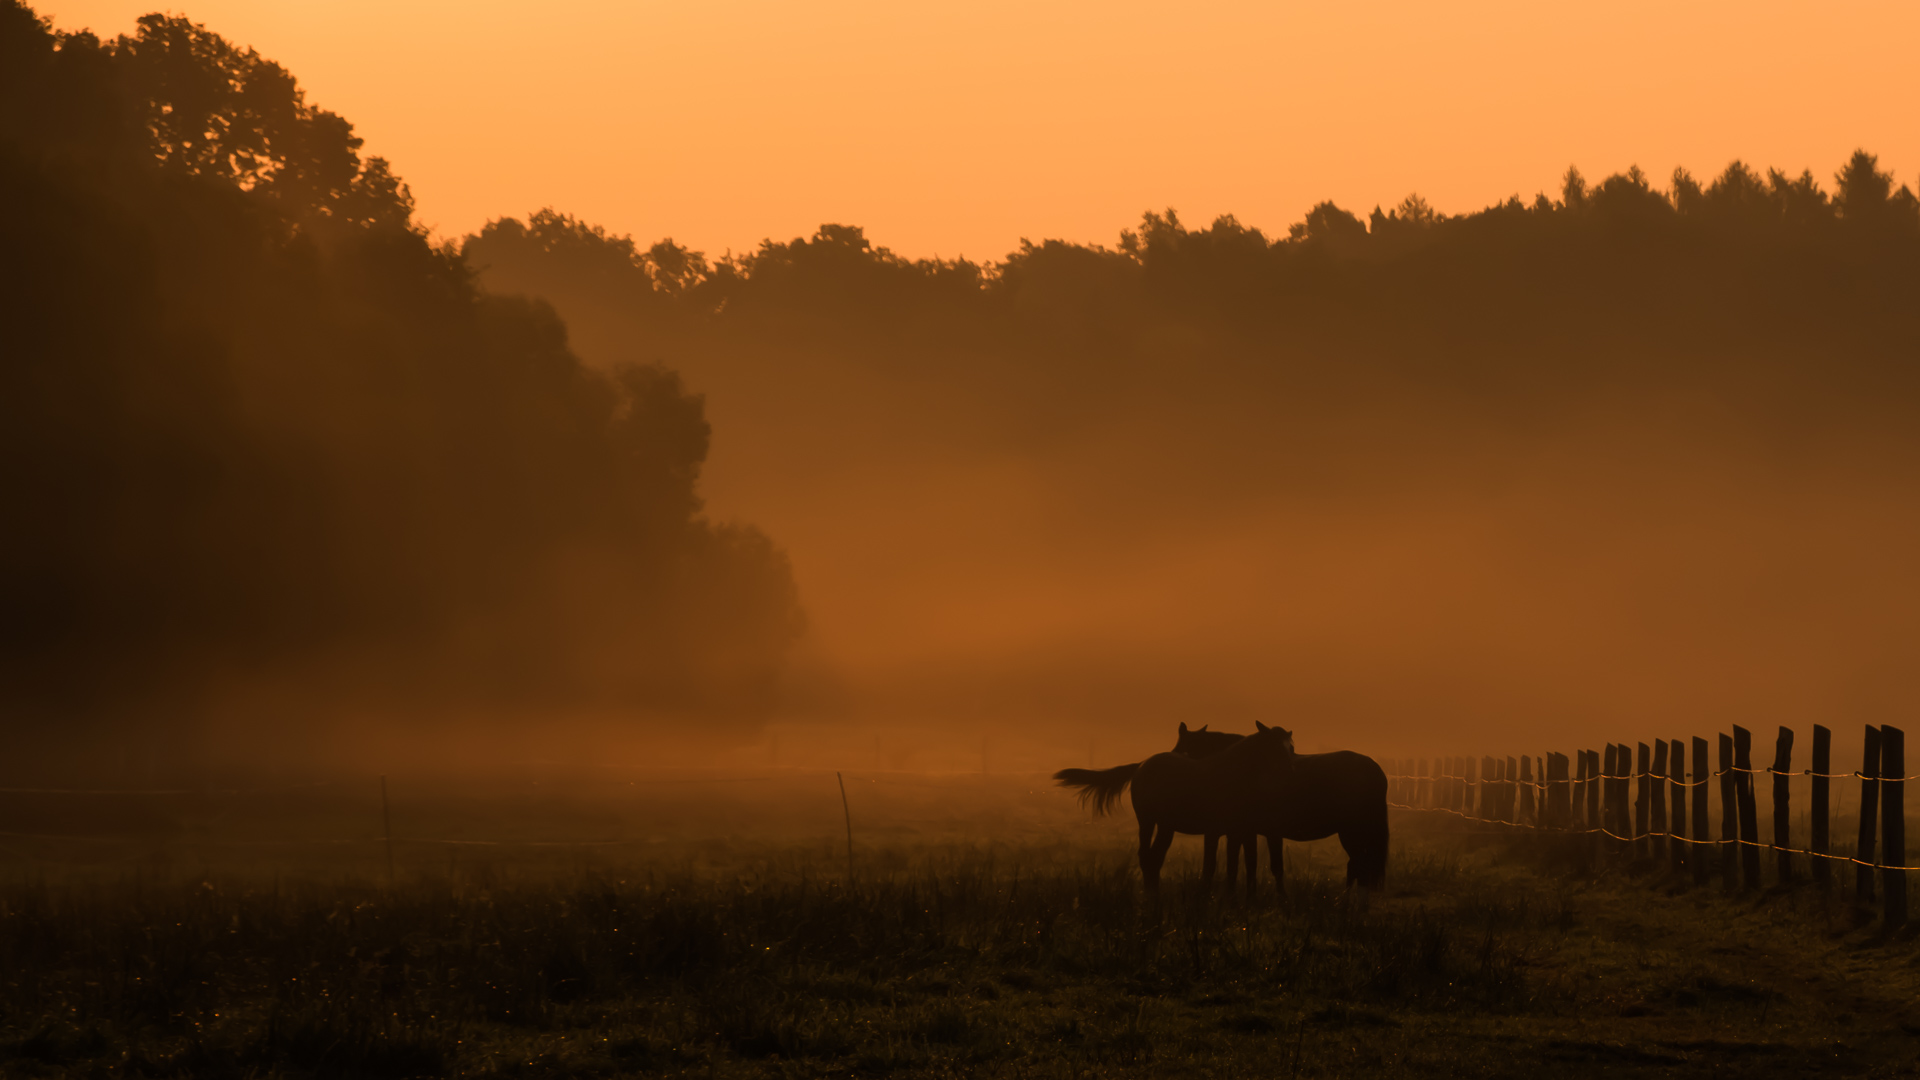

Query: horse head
1249 721 1297 769
1173 722 1242 758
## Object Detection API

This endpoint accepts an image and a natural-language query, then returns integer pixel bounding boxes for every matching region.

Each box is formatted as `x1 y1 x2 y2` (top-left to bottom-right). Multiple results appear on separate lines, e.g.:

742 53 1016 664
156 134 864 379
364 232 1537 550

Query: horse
1167 723 1258 890
1059 722 1391 901
1052 722 1249 890
1171 723 1262 893
1175 723 1391 899
1054 723 1297 892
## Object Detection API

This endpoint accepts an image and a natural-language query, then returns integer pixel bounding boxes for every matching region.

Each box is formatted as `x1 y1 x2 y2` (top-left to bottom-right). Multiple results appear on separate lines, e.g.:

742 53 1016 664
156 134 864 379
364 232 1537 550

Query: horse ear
1255 720 1269 732
1178 722 1188 733
1198 724 1209 732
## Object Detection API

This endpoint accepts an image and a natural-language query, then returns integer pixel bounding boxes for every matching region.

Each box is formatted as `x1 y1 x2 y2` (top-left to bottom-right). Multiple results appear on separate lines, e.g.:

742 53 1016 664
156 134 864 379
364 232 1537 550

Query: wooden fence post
1856 726 1880 903
1548 753 1569 827
1569 751 1581 825
1418 758 1431 808
1564 751 1578 827
1616 742 1634 854
1772 726 1794 883
1734 725 1761 889
1585 749 1601 834
1882 725 1906 927
1668 739 1685 874
1468 756 1482 818
1651 739 1668 863
1612 743 1631 854
1692 736 1710 886
1811 725 1831 889
1480 755 1497 818
1719 733 1738 889
1504 755 1518 822
1602 744 1619 850
1635 742 1651 860
1520 755 1536 825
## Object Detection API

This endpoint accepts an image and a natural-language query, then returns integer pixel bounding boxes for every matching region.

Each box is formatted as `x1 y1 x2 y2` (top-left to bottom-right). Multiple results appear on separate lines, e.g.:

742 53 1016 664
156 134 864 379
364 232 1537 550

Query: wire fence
0 766 1075 869
1379 722 1912 927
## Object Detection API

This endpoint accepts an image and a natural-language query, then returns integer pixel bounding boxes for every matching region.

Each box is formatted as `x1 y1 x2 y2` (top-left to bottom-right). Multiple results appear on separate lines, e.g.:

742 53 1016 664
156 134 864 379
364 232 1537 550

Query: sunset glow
43 0 1920 258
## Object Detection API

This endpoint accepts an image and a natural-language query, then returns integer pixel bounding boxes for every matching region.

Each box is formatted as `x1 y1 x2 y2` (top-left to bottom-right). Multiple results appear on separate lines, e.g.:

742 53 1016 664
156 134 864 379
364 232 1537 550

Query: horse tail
1053 762 1141 816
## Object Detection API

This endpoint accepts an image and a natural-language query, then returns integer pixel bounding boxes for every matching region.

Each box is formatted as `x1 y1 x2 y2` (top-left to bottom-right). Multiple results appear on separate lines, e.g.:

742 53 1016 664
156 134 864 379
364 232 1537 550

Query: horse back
1131 751 1254 832
1267 750 1387 839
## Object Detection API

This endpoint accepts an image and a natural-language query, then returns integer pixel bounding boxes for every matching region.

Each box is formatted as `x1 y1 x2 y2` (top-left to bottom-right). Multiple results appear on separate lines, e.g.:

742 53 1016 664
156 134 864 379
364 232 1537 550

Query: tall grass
0 834 1583 1077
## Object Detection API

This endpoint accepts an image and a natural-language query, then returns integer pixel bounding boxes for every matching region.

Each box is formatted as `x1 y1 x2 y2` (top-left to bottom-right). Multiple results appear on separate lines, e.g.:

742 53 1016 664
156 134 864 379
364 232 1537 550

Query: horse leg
1203 833 1219 895
1144 824 1177 901
1223 834 1239 894
1337 805 1390 899
1138 819 1159 890
1242 833 1259 901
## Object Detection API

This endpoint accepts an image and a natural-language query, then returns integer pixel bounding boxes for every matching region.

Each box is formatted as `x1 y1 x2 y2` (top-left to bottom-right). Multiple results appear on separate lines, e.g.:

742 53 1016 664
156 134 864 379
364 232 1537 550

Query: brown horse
1054 723 1297 892
1172 723 1261 893
1058 723 1390 901
1176 724 1391 899
1168 723 1257 890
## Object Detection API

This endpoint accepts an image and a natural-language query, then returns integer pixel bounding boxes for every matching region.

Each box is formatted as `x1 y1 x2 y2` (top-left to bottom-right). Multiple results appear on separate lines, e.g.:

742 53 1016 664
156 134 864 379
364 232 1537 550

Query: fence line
1378 724 1913 922
1385 801 1920 870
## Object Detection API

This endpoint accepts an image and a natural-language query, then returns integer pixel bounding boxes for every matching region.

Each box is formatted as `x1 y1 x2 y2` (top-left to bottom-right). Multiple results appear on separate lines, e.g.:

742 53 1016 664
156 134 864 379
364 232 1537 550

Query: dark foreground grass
2 820 1918 1078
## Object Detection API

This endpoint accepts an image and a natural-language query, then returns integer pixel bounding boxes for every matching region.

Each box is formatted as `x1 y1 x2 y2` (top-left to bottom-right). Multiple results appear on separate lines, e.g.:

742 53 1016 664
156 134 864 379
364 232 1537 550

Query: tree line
0 3 802 769
469 153 1920 440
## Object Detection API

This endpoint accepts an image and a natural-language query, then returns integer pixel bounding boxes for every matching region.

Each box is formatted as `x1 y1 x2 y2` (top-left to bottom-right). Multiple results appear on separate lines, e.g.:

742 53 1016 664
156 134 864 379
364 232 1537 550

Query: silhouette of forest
470 161 1920 428
0 4 802 773
468 153 1920 751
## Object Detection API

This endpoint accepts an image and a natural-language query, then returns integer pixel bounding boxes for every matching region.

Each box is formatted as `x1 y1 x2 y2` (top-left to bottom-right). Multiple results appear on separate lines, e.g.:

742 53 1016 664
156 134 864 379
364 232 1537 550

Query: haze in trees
467 155 1920 758
0 5 802 776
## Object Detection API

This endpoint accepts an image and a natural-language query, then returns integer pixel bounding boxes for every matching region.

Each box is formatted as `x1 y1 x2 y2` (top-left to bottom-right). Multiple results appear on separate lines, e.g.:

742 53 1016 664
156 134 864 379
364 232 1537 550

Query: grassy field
2 784 1919 1080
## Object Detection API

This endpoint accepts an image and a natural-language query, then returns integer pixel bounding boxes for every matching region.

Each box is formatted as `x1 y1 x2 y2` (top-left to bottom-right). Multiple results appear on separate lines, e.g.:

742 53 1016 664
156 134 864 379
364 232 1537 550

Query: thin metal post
380 775 395 887
837 771 855 886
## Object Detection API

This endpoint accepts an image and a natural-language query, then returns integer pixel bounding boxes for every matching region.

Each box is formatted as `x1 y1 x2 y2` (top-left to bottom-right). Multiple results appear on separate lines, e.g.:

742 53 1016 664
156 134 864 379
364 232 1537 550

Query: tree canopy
467 149 1920 439
0 3 802 769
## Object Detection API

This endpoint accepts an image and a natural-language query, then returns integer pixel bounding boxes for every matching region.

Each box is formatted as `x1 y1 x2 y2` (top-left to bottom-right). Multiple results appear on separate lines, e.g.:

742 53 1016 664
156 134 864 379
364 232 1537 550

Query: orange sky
44 1 1920 261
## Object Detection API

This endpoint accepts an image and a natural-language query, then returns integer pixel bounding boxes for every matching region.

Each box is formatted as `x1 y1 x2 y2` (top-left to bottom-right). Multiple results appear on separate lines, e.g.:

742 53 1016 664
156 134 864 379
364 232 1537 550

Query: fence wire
1385 753 1919 873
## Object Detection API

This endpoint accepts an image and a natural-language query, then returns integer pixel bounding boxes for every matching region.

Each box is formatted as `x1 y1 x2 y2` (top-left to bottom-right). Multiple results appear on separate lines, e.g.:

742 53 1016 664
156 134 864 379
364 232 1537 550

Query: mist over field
467 178 1920 766
6 1 1920 782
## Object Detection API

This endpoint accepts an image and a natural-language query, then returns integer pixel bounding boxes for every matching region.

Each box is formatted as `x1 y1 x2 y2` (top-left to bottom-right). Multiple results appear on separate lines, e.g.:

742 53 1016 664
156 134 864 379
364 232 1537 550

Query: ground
0 779 1916 1078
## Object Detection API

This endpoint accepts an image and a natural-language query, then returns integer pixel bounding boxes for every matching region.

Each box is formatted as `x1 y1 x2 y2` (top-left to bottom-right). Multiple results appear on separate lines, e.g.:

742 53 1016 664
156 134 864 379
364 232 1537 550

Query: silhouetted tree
0 3 802 766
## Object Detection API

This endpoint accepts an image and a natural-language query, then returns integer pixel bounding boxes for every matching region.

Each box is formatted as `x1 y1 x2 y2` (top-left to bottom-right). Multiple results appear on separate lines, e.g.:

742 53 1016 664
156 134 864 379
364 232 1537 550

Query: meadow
1 771 1917 1078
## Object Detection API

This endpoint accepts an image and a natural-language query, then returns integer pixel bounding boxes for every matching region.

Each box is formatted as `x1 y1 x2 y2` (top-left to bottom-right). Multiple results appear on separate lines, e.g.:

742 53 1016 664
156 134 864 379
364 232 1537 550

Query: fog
8 4 1920 787
468 188 1920 769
